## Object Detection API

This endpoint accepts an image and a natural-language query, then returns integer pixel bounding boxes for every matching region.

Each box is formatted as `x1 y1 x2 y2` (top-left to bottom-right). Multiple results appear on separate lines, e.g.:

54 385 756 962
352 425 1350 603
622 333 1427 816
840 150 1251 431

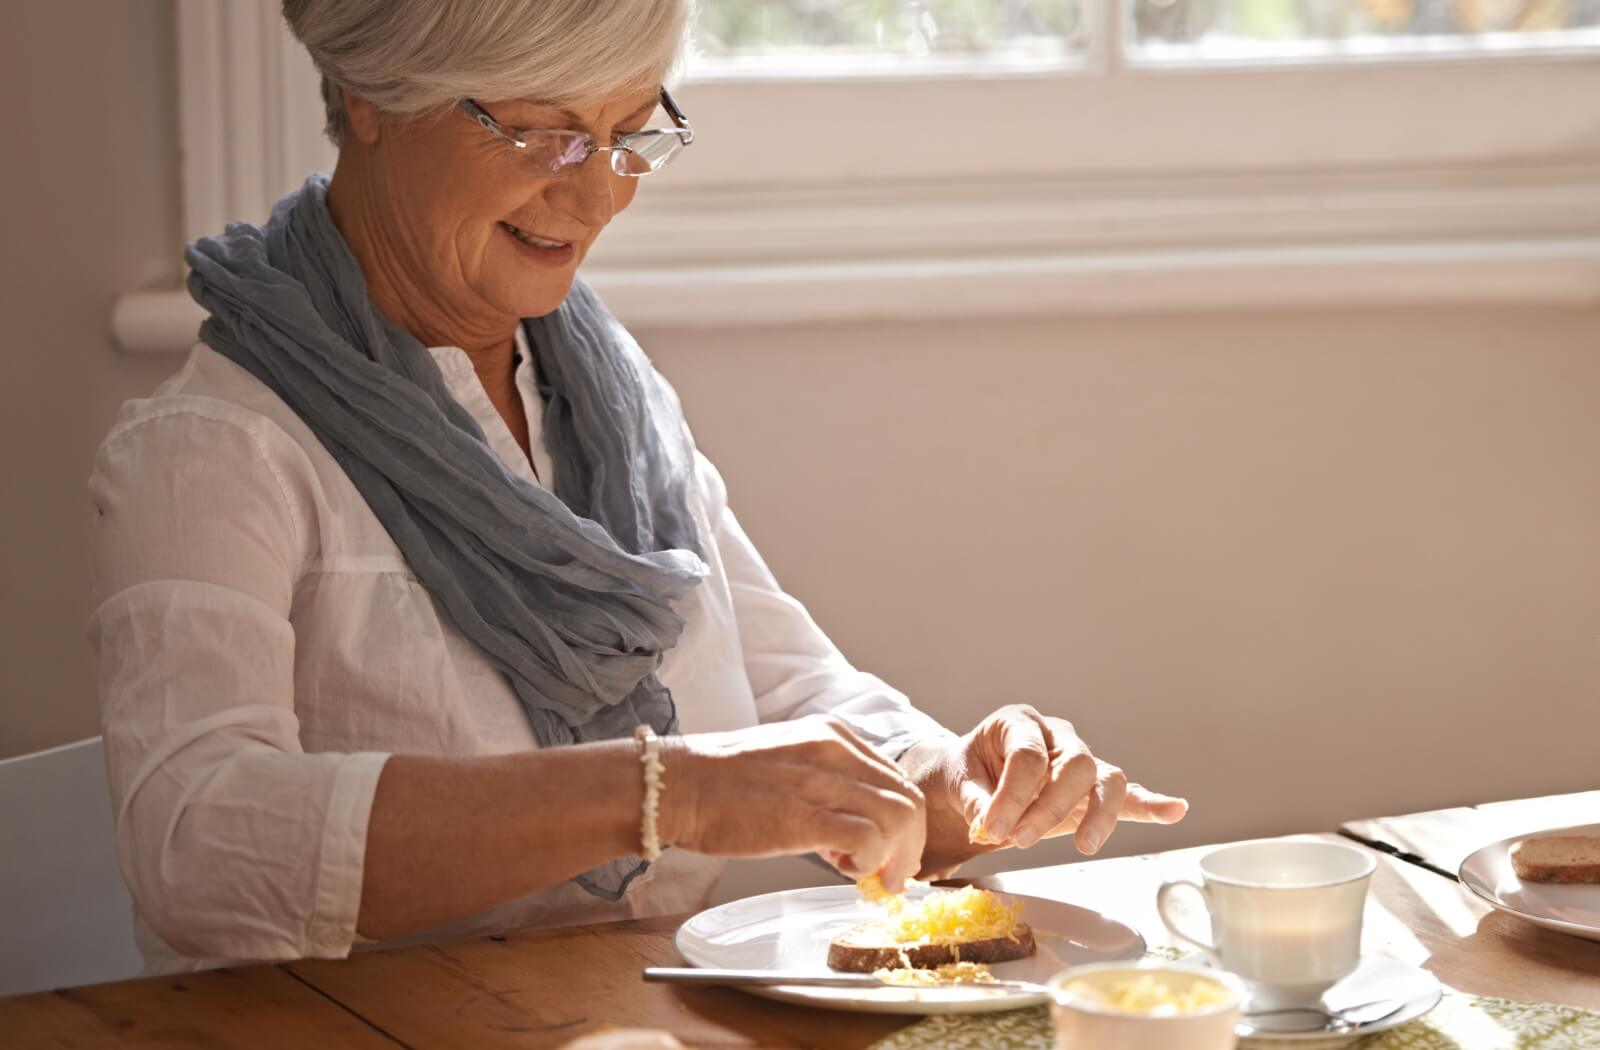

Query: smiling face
331 86 660 343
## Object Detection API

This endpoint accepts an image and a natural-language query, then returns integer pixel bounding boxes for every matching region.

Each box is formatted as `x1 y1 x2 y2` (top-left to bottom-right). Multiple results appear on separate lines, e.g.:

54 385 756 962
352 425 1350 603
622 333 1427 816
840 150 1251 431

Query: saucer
1235 956 1442 1049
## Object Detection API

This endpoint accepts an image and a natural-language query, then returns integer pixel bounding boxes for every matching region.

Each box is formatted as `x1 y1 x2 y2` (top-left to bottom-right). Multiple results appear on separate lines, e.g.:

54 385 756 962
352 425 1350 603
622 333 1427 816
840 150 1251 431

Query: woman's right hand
661 716 926 893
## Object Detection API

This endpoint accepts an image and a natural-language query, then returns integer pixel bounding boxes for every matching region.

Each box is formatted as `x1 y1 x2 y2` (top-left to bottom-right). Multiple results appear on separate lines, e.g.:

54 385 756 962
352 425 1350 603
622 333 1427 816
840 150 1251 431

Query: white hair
282 0 694 146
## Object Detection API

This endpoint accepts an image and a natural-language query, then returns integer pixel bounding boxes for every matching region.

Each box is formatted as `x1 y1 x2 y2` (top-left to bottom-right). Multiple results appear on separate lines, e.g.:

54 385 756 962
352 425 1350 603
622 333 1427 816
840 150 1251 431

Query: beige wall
4 5 1597 881
1 1 185 757
644 307 1600 879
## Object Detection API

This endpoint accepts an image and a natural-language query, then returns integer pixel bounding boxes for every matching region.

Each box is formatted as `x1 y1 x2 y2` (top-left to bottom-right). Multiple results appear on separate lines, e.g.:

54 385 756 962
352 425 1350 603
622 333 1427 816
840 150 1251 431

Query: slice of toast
1510 835 1600 884
827 922 1036 972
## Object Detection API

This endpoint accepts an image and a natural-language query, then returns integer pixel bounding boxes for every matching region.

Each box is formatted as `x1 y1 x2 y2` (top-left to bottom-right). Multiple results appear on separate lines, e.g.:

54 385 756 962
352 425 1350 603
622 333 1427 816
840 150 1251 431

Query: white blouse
86 326 949 975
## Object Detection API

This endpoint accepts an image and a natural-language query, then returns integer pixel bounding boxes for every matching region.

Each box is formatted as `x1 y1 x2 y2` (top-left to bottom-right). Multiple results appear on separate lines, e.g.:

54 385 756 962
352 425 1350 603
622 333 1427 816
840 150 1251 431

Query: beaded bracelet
633 723 664 861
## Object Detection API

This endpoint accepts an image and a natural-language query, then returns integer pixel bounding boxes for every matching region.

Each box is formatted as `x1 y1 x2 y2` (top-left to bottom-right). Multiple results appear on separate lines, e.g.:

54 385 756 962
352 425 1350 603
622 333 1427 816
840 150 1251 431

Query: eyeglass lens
508 130 684 177
615 131 683 174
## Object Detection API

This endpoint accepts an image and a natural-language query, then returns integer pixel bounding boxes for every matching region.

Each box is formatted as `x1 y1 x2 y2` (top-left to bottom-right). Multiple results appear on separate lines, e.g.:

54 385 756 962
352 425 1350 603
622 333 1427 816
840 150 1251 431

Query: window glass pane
690 0 1088 74
1129 0 1600 61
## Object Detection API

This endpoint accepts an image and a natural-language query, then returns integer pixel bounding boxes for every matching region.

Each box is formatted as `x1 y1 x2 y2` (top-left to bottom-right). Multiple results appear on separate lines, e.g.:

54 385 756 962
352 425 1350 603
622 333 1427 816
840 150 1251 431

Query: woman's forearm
356 716 938 942
356 741 646 941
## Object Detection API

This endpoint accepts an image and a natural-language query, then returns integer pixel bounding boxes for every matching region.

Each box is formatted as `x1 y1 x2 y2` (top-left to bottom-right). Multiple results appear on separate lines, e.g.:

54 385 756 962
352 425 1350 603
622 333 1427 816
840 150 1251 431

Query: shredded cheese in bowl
1062 973 1231 1017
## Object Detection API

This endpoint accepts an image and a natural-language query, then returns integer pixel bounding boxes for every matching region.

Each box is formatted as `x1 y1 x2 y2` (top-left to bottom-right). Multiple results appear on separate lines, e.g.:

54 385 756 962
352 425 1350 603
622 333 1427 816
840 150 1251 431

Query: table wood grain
286 914 907 1050
0 963 401 1049
1342 791 1600 873
6 824 1600 1047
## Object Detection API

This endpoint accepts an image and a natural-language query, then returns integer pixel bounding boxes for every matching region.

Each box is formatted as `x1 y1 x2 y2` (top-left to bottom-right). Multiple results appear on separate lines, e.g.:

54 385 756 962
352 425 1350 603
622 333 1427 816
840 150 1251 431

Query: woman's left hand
897 704 1188 878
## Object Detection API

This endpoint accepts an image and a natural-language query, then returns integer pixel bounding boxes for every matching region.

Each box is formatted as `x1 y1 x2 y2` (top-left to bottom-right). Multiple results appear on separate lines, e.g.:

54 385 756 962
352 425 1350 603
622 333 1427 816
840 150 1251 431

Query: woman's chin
488 246 584 316
488 278 577 320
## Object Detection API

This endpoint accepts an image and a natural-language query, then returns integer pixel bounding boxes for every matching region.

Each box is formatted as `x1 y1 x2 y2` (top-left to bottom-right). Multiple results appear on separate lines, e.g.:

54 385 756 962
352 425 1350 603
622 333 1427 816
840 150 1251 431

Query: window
1128 0 1600 63
113 0 1600 354
692 0 1089 71
688 0 1600 69
595 0 1600 284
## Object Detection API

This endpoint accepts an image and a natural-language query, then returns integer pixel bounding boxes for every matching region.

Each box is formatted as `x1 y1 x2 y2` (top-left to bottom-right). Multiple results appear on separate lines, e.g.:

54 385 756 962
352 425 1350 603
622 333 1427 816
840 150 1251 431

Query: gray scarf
185 173 707 900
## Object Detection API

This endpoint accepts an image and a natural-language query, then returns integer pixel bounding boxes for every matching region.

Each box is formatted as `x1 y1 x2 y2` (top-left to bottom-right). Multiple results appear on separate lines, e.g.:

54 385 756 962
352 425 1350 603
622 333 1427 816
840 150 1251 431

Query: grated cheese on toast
872 960 999 986
853 880 1025 946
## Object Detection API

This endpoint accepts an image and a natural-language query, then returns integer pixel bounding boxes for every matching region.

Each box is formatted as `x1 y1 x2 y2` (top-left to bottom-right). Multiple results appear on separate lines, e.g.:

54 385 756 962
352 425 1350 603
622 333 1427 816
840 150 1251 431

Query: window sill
111 236 1600 354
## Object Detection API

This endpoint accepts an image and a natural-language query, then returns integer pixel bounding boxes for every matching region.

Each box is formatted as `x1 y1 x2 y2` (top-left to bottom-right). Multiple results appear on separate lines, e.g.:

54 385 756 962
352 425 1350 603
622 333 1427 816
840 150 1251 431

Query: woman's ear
343 87 383 145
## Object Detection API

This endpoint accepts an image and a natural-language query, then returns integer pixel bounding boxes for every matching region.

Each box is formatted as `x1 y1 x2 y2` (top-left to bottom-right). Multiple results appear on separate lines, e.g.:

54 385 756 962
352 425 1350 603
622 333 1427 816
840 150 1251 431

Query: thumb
959 778 1005 844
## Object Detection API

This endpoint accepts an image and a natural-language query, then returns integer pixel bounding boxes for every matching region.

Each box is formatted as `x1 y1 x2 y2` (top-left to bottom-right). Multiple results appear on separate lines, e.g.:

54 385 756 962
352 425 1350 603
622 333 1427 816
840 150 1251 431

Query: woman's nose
553 152 618 230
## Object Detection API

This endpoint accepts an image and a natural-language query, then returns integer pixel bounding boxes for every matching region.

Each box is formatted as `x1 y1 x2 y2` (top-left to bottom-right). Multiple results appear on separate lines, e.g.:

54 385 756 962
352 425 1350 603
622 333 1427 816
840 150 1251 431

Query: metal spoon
1243 997 1406 1032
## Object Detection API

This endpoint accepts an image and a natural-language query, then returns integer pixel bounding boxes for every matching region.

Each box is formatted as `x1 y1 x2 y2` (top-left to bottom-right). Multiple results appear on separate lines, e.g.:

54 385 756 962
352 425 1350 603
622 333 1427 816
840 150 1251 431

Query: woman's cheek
611 176 642 216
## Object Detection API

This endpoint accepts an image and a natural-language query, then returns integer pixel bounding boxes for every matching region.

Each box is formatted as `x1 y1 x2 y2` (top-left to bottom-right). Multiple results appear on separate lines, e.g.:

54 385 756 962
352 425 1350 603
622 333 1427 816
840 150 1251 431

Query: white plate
1458 822 1600 942
673 883 1146 1015
1235 956 1442 1049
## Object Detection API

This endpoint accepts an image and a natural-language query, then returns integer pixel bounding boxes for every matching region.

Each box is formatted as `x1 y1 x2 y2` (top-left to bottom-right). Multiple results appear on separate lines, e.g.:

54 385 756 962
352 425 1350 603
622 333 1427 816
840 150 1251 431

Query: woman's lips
500 221 576 267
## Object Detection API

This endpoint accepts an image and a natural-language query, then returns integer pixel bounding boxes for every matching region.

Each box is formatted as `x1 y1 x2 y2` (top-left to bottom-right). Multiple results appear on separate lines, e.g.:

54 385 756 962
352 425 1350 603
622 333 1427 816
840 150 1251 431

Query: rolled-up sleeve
87 402 388 963
703 454 954 758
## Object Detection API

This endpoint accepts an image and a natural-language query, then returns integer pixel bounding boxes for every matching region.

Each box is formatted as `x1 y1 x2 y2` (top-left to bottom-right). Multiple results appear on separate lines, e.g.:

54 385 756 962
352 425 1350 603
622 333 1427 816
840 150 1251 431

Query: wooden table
1342 790 1600 876
7 809 1600 1048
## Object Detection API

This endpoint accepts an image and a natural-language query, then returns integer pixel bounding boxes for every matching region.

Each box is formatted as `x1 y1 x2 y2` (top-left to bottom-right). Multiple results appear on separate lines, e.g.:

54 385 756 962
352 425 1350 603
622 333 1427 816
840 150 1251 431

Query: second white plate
1458 822 1600 942
674 883 1146 1014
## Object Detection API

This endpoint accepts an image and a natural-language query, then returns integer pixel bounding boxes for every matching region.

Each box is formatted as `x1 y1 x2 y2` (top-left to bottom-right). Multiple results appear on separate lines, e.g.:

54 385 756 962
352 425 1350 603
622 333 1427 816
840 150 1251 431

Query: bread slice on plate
828 922 1036 972
827 885 1037 973
1510 835 1600 884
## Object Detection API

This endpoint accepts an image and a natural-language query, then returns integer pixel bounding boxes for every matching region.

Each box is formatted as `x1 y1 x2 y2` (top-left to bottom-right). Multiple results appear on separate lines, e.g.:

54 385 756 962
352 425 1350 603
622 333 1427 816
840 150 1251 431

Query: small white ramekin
1047 961 1245 1050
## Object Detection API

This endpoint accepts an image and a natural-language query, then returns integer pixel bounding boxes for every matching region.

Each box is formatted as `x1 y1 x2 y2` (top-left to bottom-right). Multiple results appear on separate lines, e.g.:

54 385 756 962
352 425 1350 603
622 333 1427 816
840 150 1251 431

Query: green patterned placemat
868 987 1600 1049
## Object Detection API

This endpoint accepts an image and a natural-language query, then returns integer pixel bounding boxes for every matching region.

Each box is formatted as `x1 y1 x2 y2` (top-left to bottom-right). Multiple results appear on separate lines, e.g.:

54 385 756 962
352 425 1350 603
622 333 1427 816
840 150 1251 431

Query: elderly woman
87 0 1187 973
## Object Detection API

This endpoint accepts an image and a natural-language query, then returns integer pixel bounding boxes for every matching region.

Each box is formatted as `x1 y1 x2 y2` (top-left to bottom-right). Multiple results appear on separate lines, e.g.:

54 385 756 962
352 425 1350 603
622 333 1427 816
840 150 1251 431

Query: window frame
110 0 1600 355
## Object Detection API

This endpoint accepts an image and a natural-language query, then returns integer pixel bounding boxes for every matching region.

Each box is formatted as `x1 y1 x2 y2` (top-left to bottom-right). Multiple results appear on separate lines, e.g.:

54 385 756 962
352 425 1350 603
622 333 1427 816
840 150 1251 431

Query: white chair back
0 737 143 997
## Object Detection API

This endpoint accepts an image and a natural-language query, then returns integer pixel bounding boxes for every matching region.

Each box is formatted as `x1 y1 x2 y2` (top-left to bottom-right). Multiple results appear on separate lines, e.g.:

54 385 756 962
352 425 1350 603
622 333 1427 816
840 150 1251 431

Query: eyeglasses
459 88 694 178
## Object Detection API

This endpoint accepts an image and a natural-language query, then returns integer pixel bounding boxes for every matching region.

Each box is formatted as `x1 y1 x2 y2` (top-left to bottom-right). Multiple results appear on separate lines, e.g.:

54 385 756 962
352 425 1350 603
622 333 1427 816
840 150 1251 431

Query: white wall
4 4 1597 894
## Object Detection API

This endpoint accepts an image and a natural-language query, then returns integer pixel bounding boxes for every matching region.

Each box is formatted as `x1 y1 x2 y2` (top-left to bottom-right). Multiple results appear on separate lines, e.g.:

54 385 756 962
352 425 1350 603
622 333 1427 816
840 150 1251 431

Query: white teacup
1156 839 1376 1009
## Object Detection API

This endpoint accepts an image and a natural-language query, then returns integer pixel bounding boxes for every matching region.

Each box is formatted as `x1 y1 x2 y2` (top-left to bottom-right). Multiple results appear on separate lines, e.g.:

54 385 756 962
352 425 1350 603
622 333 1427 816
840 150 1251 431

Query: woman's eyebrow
524 96 660 132
618 97 660 124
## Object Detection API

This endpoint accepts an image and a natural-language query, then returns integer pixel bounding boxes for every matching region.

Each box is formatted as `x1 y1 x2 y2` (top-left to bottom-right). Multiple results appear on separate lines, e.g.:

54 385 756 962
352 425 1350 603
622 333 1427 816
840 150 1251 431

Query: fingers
988 713 1184 856
1119 784 1190 824
1008 748 1099 850
1073 761 1128 855
810 811 885 879
1025 780 1188 842
801 771 924 891
805 717 924 811
975 707 1053 843
815 719 927 889
856 783 926 890
680 719 931 880
958 775 999 843
786 718 927 891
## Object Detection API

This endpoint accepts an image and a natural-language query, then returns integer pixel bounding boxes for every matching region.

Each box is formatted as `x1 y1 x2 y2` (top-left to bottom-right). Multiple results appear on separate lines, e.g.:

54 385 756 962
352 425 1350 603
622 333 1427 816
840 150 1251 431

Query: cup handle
1156 879 1220 962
